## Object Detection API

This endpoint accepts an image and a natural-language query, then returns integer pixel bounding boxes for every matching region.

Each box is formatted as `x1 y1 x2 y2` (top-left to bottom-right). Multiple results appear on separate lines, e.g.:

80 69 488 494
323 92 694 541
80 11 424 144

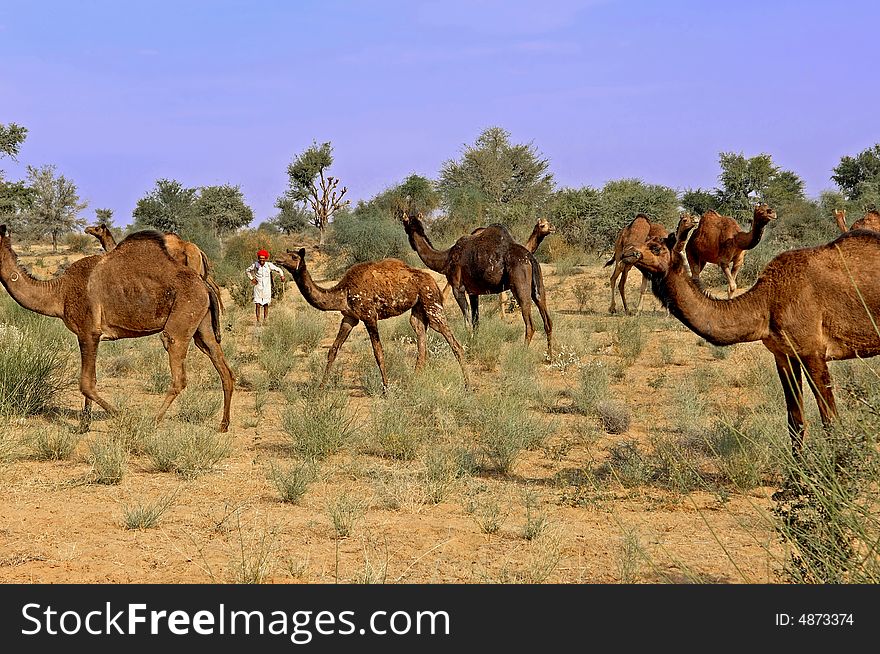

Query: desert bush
571 280 595 313
121 491 177 530
29 425 80 461
571 360 610 414
614 316 645 362
327 492 368 538
64 232 93 253
0 319 72 416
173 388 221 425
88 437 127 484
267 459 319 504
596 400 631 434
467 494 509 534
421 447 470 504
145 425 231 478
367 388 423 460
474 394 554 474
603 440 656 487
281 390 357 459
108 408 156 455
328 208 415 274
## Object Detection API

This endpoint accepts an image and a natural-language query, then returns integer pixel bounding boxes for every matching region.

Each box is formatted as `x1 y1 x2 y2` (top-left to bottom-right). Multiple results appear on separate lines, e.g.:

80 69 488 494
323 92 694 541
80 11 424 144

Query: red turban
257 249 269 258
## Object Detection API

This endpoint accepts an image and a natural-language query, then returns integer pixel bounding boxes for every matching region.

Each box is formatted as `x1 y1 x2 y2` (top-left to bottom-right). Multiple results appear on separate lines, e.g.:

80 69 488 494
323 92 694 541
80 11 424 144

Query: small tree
94 208 114 226
271 196 310 235
24 164 88 251
0 123 33 230
132 179 197 233
831 144 880 210
283 142 349 245
195 184 254 236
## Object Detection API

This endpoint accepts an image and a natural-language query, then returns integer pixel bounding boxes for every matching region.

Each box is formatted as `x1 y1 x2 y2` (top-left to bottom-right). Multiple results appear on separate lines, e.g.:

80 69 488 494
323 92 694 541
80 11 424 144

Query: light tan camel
623 213 880 452
685 204 777 298
0 225 235 432
274 248 469 389
401 212 553 356
85 222 223 308
440 217 555 313
604 213 671 314
833 208 880 233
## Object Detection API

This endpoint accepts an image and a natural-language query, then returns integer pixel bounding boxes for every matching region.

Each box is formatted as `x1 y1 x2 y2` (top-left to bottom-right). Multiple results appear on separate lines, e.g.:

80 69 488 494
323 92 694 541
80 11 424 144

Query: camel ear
298 247 306 259
0 225 7 237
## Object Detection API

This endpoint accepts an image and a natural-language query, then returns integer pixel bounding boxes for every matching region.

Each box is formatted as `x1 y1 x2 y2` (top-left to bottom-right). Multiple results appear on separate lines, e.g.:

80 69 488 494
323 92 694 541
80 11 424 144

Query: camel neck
291 265 345 312
0 248 65 319
654 259 770 345
733 218 769 251
101 234 117 251
406 226 450 273
834 213 848 233
524 229 547 253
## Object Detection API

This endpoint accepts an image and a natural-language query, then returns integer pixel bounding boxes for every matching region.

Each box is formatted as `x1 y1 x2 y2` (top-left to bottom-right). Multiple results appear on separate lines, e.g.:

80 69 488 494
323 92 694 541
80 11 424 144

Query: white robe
245 260 285 305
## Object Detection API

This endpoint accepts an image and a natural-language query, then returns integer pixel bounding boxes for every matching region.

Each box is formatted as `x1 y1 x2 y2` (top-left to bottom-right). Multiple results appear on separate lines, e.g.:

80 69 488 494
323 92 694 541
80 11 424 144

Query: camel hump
115 230 174 259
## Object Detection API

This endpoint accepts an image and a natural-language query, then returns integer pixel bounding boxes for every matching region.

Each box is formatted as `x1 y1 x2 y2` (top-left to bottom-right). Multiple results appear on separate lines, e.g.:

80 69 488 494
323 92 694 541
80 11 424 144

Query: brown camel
833 208 880 233
623 213 880 452
440 217 555 312
85 222 223 309
0 225 235 432
274 248 469 389
400 212 553 356
604 213 671 314
685 204 777 298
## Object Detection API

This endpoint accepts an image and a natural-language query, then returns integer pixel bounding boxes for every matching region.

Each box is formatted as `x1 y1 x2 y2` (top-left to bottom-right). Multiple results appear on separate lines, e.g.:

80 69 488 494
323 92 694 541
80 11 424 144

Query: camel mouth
621 250 641 264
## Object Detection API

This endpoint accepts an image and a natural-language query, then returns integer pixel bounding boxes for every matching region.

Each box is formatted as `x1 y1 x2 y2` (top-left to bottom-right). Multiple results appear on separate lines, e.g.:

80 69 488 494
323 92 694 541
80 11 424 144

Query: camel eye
650 245 662 255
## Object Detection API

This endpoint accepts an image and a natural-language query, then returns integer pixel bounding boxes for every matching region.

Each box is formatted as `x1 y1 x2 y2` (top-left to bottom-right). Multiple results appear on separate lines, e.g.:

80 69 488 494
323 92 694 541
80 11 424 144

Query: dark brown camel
440 217 555 313
0 225 235 432
685 204 776 298
400 212 553 356
604 213 671 314
833 208 880 233
85 222 223 308
274 248 469 389
623 213 880 453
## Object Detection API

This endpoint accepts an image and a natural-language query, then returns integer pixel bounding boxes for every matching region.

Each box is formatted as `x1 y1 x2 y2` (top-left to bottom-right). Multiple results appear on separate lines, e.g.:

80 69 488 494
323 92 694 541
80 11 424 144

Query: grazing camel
85 222 223 309
833 208 880 233
622 213 880 453
274 248 469 389
400 212 553 356
685 204 777 298
604 213 670 314
0 225 235 432
440 217 556 312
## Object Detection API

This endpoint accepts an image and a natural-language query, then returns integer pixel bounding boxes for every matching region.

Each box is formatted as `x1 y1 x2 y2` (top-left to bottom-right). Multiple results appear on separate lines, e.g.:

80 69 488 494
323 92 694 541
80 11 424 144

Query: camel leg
155 337 190 424
469 294 480 330
77 335 115 432
510 281 535 346
363 321 389 388
423 300 470 388
635 271 649 314
409 307 428 371
608 261 622 314
451 286 471 329
618 265 632 314
729 253 745 298
322 315 358 388
801 355 838 428
532 274 553 358
775 354 806 453
721 263 737 299
192 319 235 433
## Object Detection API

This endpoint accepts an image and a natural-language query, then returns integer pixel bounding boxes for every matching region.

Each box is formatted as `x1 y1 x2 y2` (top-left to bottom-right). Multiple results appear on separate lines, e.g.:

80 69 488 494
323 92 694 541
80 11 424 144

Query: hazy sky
2 0 878 227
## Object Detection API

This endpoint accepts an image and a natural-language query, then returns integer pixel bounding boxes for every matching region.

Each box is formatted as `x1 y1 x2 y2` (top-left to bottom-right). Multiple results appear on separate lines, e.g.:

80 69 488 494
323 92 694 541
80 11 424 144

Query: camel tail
207 285 222 343
603 256 615 267
530 255 545 300
199 251 225 312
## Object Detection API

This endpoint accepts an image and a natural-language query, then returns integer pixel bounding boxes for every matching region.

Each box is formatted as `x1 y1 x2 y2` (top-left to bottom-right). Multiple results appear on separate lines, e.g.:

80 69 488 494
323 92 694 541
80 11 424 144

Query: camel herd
0 205 878 459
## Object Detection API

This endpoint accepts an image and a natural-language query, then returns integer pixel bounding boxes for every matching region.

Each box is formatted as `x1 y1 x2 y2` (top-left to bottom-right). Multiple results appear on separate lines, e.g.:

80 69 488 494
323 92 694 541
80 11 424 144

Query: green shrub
122 491 177 530
0 319 72 416
29 425 80 460
145 425 231 478
281 391 357 459
88 437 127 485
267 459 319 504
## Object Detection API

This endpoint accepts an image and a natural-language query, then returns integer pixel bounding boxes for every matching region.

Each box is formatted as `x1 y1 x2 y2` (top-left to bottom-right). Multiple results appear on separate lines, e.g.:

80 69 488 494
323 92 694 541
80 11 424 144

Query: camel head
85 223 109 239
399 211 426 235
621 236 672 276
274 248 307 276
536 217 555 237
673 213 697 253
753 203 777 225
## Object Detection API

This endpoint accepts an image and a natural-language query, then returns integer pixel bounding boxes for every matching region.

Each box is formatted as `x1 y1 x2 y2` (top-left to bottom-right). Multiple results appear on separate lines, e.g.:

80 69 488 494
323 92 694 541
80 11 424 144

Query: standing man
246 249 286 325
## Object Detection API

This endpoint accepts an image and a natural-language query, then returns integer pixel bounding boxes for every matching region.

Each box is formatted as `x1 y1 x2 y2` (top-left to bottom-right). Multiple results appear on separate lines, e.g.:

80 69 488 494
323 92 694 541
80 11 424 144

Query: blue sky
2 0 878 227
